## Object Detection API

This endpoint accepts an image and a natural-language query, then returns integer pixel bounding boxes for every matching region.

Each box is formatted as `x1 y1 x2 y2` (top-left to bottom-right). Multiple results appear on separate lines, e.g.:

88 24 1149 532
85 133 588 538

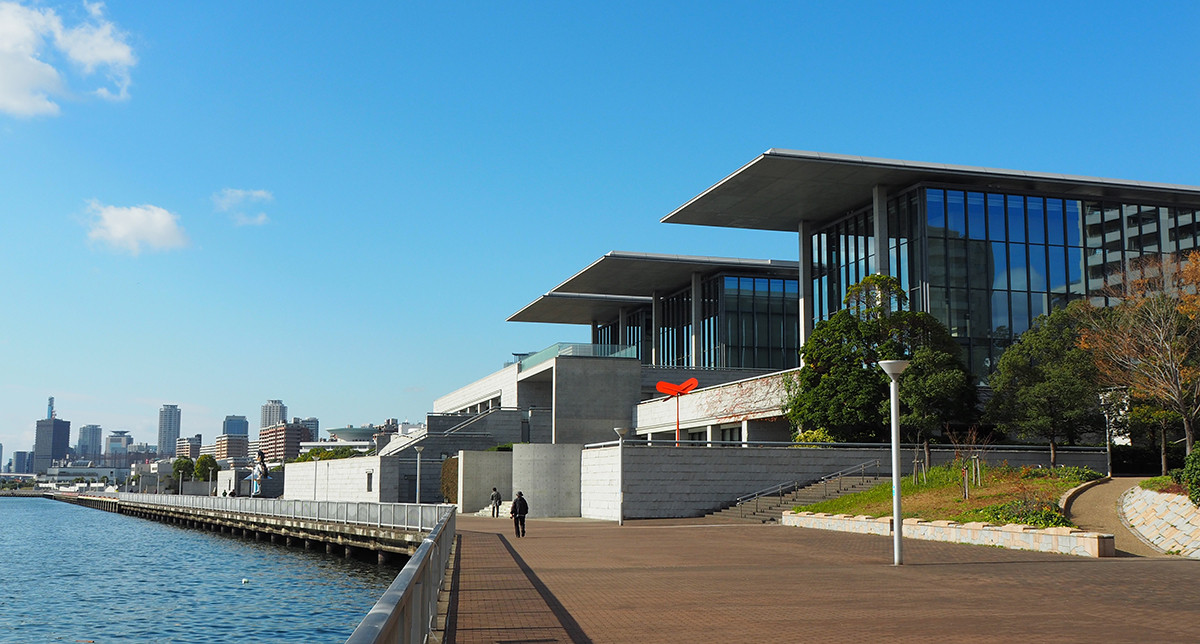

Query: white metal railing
346 508 456 644
114 493 455 531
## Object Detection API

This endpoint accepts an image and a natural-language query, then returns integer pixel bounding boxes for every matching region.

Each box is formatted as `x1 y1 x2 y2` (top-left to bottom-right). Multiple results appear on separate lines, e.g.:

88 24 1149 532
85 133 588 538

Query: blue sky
2 1 1198 457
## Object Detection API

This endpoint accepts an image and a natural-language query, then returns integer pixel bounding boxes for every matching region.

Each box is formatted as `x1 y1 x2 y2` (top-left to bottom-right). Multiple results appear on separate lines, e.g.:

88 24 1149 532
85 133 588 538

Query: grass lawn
796 462 1103 528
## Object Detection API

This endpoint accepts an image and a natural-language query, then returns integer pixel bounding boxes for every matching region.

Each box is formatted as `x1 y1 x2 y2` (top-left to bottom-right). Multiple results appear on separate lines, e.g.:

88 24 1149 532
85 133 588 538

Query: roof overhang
662 149 1200 232
508 251 799 324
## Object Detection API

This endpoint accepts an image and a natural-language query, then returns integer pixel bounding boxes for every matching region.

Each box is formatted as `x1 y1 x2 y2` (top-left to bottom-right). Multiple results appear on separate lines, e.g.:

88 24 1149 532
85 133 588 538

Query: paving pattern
443 514 1200 643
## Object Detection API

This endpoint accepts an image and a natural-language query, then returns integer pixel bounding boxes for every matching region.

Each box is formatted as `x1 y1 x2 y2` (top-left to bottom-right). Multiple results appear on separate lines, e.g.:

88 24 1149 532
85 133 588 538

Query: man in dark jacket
510 491 528 538
490 487 502 517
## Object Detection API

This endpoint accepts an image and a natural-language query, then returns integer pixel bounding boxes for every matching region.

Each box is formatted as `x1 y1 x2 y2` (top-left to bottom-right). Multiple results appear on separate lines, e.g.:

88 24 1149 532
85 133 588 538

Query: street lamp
614 427 628 526
414 446 424 504
879 359 910 566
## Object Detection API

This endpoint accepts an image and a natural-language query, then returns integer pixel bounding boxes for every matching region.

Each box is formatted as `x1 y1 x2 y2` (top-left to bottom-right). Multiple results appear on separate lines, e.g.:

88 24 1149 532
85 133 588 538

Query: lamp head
878 359 911 380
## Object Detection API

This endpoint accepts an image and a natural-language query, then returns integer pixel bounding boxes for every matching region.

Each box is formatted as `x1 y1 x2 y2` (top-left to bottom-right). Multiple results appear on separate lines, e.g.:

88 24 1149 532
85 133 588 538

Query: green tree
1127 403 1182 476
194 454 219 481
290 446 360 463
784 275 974 442
172 457 195 482
986 303 1104 465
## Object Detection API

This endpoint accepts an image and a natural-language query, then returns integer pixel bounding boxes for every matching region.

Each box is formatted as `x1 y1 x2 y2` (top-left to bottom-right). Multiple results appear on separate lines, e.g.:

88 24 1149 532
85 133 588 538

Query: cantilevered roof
508 251 799 324
662 149 1200 232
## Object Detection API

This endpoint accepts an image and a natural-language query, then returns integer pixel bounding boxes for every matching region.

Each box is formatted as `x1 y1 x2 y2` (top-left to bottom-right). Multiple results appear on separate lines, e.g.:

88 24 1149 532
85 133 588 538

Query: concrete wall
580 444 1107 520
635 370 794 437
552 356 642 444
433 363 518 413
282 457 401 502
458 450 513 514
512 443 582 518
216 468 284 497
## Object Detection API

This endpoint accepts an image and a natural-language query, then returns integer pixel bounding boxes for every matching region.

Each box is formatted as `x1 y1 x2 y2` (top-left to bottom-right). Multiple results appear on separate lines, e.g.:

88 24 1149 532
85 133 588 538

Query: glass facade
594 272 800 370
814 183 1200 382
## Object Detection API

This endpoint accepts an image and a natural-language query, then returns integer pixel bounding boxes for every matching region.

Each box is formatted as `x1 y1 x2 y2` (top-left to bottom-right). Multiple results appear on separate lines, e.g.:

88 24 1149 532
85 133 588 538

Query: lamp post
614 427 628 526
879 359 910 566
414 446 424 504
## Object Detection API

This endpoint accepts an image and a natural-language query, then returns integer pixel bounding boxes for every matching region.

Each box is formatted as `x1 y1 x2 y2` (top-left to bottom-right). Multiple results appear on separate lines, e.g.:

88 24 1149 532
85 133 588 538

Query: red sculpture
656 378 698 444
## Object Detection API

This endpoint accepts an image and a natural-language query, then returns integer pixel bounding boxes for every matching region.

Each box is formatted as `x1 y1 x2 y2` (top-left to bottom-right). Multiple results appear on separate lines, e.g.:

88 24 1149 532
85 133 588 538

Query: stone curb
1058 475 1110 512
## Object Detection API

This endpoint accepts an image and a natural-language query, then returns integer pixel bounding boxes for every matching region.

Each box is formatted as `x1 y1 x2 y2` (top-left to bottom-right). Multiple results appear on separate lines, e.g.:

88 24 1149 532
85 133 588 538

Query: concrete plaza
444 514 1200 643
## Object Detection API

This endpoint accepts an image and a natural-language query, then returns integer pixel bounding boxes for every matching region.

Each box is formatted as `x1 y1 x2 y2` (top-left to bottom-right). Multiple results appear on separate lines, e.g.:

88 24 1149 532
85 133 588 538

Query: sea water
0 497 399 643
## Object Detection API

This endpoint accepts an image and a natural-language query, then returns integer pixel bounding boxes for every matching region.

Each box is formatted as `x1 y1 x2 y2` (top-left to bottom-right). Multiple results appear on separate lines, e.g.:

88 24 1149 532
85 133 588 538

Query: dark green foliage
959 499 1073 528
1019 465 1102 483
986 303 1104 450
487 443 515 452
172 457 194 482
1170 468 1184 485
1181 450 1200 506
290 446 360 462
784 275 976 442
194 454 219 481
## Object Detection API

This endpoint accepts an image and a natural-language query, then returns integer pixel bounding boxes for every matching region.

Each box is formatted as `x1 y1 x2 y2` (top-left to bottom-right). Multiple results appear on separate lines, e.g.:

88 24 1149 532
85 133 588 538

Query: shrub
1140 476 1187 495
1181 451 1200 506
963 498 1073 528
1019 465 1101 483
1169 468 1184 485
794 428 836 444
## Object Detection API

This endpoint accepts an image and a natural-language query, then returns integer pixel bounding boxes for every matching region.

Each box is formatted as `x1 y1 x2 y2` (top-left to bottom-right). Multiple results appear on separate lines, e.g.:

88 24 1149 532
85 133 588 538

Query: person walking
510 490 528 538
490 487 502 518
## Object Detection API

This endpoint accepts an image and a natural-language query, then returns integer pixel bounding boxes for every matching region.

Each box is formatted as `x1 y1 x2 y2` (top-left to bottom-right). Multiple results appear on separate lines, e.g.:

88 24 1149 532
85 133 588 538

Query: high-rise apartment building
77 424 102 459
223 415 249 436
13 451 32 474
258 421 311 462
176 434 201 460
298 417 319 442
216 434 249 460
34 416 70 474
260 400 287 429
158 404 181 457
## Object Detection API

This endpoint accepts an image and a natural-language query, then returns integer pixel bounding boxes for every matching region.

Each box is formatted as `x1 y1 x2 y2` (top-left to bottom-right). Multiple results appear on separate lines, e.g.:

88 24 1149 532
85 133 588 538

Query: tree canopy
985 302 1104 463
1076 252 1200 454
172 457 195 482
194 454 219 481
783 275 977 442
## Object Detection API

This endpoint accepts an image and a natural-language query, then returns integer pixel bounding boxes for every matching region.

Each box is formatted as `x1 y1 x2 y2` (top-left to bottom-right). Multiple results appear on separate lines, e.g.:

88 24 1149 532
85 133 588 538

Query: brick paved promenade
444 514 1199 643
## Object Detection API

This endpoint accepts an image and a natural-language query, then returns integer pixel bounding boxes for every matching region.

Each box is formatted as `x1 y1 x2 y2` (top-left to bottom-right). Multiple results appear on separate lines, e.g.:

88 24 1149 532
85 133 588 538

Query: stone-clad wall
782 512 1116 557
579 444 1107 520
1120 486 1200 558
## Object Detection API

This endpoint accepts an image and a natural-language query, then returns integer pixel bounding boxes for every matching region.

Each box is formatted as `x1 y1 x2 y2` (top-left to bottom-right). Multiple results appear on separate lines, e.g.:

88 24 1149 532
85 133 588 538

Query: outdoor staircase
473 501 513 517
706 475 887 524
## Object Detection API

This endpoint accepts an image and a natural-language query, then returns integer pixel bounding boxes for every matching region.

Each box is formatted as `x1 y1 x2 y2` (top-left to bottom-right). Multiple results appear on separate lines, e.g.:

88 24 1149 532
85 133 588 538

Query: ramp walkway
441 514 1200 643
1065 476 1162 558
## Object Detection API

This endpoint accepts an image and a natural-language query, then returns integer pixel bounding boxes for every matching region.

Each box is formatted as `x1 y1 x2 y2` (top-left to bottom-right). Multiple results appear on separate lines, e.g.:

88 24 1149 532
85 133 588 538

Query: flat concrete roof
508 251 799 324
662 149 1200 232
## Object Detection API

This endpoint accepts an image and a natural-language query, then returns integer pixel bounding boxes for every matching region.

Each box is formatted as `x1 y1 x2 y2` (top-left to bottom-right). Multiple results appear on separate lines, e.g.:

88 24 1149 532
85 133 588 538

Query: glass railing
518 343 636 372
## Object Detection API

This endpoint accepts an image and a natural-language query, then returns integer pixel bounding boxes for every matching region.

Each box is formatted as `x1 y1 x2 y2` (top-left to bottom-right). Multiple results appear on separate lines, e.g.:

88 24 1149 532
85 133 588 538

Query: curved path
1066 476 1162 558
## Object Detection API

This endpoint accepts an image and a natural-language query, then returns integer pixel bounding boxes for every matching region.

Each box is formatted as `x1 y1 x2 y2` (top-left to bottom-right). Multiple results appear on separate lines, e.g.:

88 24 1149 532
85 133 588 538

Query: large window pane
968 192 986 240
991 291 1010 338
1048 245 1068 293
969 289 990 340
1007 195 1026 243
1047 199 1066 245
1028 197 1046 245
929 287 949 328
947 191 967 238
1028 244 1047 291
992 242 1008 290
1065 201 1083 247
1009 245 1028 291
927 236 947 287
987 193 1006 241
927 189 945 233
948 288 969 338
1011 292 1031 335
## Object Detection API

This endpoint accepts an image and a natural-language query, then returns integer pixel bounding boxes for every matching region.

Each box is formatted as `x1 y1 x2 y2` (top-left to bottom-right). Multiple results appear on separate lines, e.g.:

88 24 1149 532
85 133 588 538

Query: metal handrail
346 507 456 644
734 459 882 518
820 459 881 496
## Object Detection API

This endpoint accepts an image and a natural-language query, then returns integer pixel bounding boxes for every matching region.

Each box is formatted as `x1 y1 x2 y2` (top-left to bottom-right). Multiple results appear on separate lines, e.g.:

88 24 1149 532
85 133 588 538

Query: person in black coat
510 491 529 538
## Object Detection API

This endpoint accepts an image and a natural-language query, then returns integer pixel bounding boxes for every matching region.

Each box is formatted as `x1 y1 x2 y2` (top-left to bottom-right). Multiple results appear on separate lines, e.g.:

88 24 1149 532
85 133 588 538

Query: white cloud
0 1 135 117
233 212 269 227
213 188 273 226
86 201 188 255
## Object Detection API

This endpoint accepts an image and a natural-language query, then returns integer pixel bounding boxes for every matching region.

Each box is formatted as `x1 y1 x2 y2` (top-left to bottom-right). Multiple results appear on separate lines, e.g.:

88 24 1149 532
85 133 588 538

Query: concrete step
473 501 512 517
706 476 887 523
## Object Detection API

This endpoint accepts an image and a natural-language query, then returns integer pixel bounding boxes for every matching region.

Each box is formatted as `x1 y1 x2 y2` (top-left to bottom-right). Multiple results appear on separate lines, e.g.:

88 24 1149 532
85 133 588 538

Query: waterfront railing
346 507 455 644
114 493 455 532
